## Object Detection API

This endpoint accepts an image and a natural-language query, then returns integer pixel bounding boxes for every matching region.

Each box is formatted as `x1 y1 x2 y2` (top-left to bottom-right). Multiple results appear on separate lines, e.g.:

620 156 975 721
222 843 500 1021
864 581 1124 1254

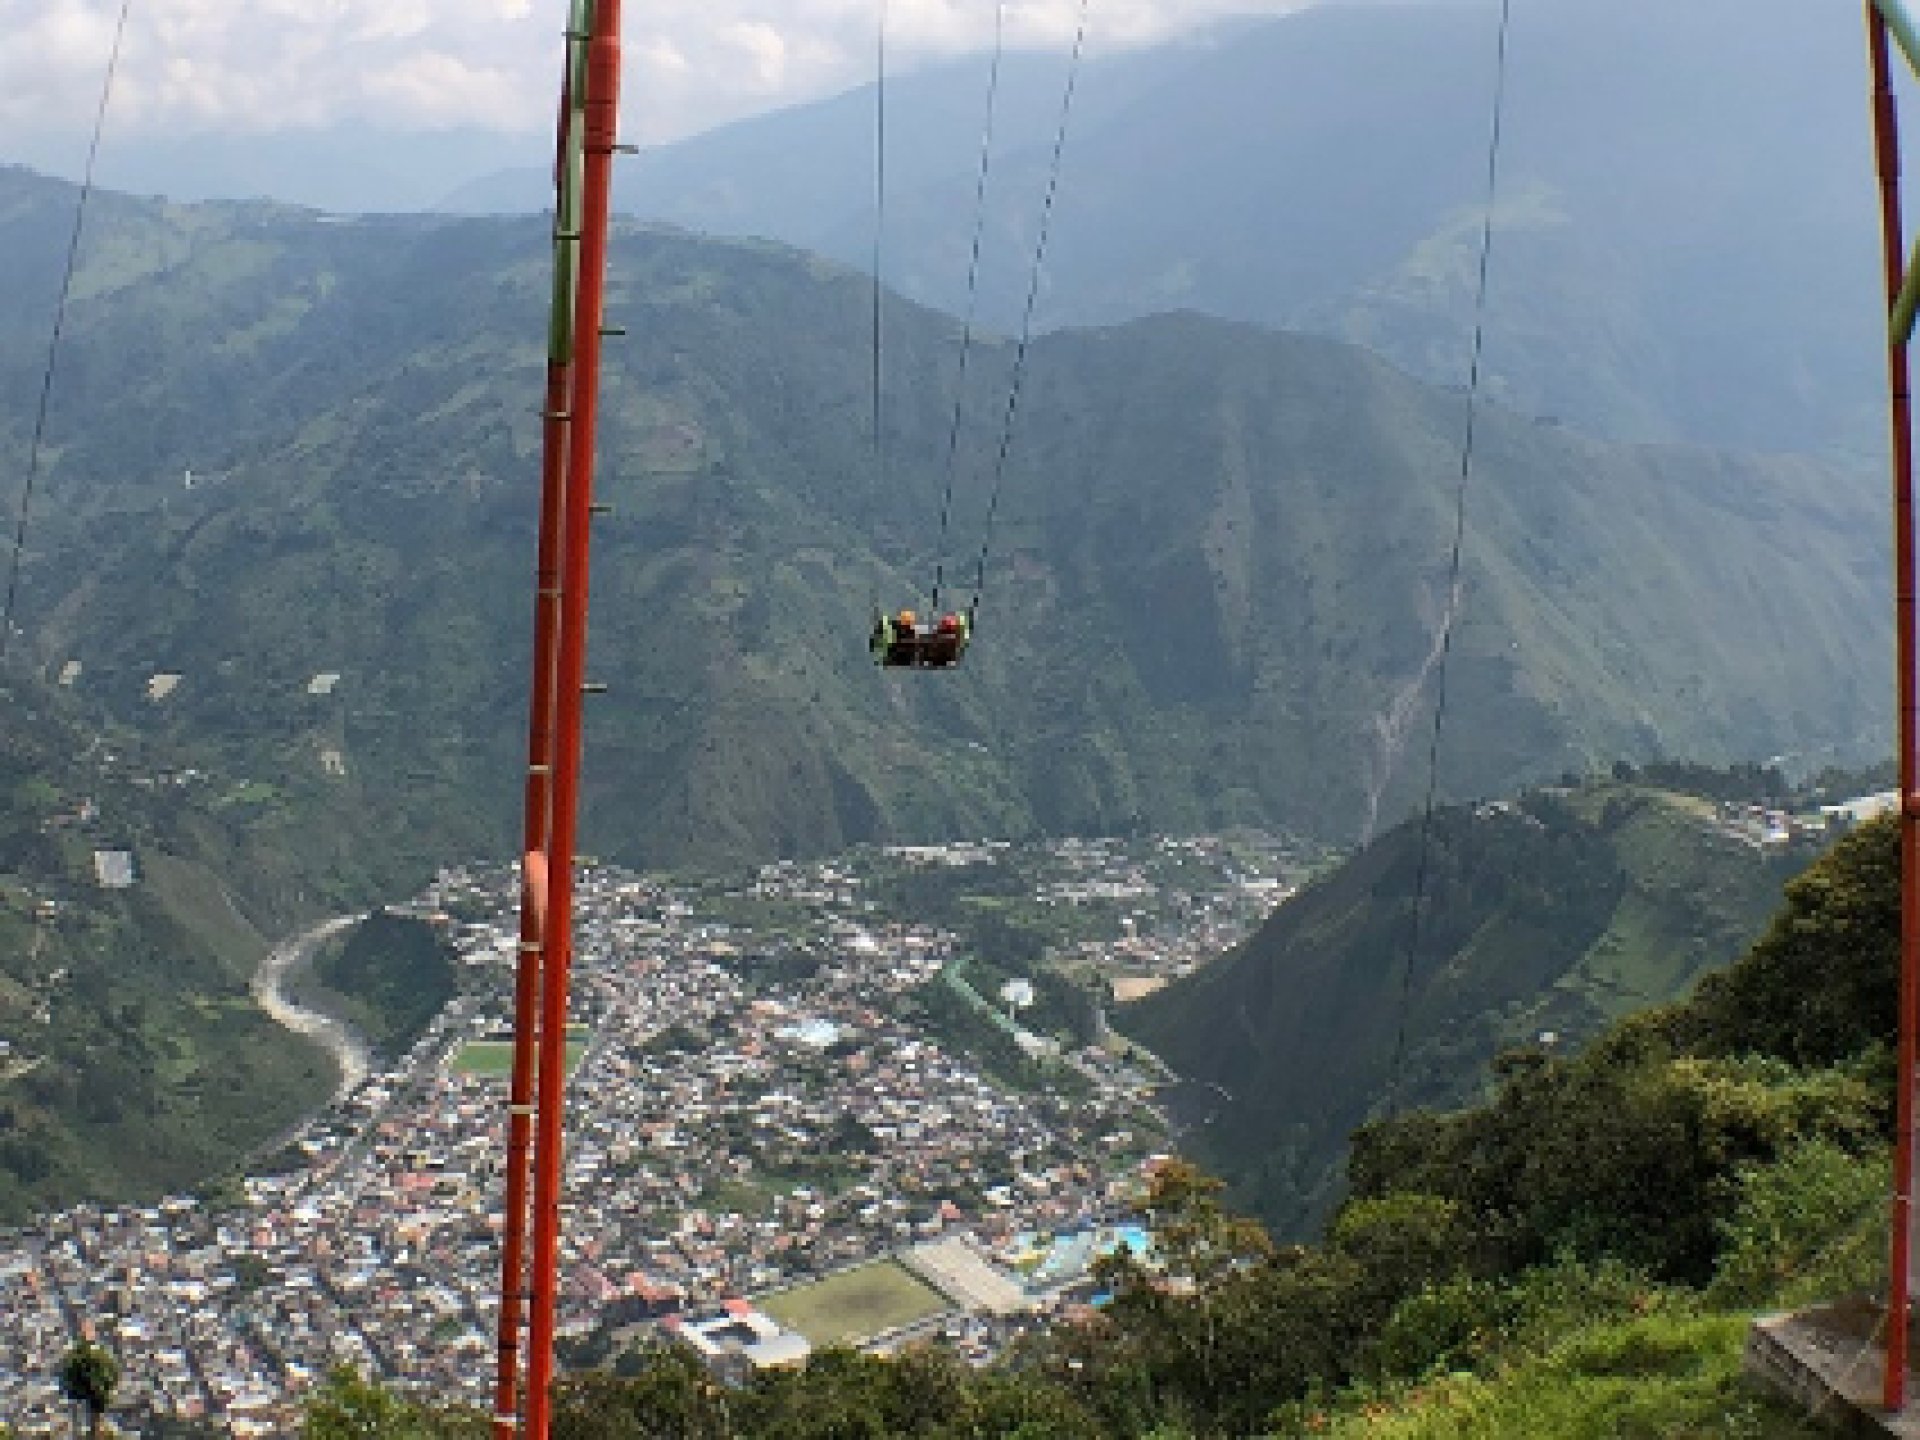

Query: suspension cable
1385 0 1515 1117
966 0 1091 621
870 1 889 519
0 0 135 667
929 0 1007 618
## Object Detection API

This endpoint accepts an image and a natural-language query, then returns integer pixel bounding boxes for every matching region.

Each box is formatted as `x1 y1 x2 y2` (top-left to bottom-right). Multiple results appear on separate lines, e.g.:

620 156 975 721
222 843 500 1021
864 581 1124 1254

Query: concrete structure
673 1301 812 1381
1746 1301 1920 1437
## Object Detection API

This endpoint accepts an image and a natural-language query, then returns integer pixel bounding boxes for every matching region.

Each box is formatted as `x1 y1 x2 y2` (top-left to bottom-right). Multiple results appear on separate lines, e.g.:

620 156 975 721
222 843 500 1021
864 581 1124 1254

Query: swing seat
871 613 970 669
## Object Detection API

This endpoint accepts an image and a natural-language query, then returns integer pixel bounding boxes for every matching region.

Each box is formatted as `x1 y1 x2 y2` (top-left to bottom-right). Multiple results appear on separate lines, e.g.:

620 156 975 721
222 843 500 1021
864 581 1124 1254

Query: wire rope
967 0 1091 620
1384 0 1514 1117
0 0 136 667
870 1 889 512
928 0 1008 619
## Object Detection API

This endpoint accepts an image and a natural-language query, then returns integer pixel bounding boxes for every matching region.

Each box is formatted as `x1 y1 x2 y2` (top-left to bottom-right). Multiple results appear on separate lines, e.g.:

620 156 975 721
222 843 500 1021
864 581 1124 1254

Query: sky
1 0 1314 158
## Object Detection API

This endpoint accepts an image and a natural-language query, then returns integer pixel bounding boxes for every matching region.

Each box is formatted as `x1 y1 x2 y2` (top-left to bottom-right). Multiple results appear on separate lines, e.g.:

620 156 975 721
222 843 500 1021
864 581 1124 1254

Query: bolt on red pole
523 0 622 1433
1872 1 1920 1413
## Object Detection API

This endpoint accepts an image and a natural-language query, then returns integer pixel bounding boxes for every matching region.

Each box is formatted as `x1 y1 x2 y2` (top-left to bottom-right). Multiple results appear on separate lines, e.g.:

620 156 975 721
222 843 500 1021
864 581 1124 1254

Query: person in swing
921 611 968 667
871 608 922 667
870 607 968 668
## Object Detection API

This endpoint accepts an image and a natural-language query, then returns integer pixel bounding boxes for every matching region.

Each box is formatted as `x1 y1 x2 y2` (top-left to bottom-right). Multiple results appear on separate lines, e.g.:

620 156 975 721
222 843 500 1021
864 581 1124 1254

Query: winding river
250 914 373 1101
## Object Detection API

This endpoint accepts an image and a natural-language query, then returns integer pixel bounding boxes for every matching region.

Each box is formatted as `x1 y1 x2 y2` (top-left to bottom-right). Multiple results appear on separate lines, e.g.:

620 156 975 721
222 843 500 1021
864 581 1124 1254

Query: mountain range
0 165 1891 876
444 0 1884 456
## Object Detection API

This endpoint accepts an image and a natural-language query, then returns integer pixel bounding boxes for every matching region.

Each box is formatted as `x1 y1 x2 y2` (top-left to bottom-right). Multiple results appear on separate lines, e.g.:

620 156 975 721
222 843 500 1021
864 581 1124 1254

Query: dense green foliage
292 908 458 1059
1123 777 1819 1234
0 166 1888 875
555 1347 1107 1440
1678 815 1900 1068
303 1367 487 1439
58 1340 118 1437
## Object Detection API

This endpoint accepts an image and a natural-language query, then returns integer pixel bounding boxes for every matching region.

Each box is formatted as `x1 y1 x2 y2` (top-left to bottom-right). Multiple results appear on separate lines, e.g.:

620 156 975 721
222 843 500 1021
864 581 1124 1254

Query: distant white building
93 850 136 889
671 1300 811 1379
777 1018 841 1049
1821 791 1900 827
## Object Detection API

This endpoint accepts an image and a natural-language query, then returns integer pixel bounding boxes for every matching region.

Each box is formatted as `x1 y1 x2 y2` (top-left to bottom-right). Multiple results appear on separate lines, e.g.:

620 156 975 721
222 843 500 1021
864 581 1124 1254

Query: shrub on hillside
1681 813 1897 1066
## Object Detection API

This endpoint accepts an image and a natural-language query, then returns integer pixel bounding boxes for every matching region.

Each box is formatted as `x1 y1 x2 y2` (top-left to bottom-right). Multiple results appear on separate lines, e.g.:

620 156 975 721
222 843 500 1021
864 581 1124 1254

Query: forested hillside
1123 774 1823 1235
0 167 1888 877
0 685 333 1219
289 909 458 1062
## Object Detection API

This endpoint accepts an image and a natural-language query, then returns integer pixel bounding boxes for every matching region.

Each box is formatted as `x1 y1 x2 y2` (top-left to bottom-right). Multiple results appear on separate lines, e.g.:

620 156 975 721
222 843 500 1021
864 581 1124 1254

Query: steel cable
929 0 1008 618
967 0 1092 621
1 0 136 666
1385 0 1515 1117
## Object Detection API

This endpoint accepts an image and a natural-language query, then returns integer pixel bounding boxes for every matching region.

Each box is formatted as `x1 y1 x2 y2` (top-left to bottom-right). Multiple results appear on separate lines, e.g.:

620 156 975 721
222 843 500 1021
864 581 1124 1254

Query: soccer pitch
450 1037 586 1078
759 1259 950 1347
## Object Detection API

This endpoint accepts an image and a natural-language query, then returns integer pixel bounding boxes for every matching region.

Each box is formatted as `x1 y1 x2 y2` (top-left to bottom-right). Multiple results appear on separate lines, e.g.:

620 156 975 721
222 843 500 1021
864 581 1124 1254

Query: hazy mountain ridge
443 0 1879 455
0 166 1890 876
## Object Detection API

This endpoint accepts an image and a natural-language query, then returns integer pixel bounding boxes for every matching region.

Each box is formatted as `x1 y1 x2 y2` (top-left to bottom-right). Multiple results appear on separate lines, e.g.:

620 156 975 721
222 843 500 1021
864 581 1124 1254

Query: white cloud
351 0 436 46
0 0 1311 146
363 51 538 128
722 20 793 90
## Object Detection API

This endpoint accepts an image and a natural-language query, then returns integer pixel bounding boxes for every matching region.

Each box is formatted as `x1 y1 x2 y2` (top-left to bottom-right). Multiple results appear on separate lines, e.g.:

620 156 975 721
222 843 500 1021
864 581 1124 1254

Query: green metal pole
1877 0 1920 75
1894 232 1920 345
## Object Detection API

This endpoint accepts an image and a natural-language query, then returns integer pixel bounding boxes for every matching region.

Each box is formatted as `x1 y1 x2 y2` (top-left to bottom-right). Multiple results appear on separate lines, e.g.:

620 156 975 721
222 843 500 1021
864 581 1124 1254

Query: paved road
251 914 371 1101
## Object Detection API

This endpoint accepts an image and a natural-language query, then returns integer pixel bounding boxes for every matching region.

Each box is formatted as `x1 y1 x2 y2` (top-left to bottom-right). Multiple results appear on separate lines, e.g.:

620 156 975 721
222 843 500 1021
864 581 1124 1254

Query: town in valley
0 832 1311 1434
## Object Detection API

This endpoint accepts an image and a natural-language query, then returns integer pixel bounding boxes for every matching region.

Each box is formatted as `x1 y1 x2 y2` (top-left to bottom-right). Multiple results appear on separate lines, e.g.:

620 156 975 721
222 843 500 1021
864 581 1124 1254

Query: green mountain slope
1120 778 1824 1236
0 168 1890 873
0 684 335 1219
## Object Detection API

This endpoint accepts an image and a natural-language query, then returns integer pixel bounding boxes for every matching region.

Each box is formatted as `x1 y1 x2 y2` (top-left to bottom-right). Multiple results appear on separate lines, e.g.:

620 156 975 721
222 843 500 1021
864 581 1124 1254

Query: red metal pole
1873 3 1920 1413
494 9 591 1423
524 0 621 1432
491 256 575 1440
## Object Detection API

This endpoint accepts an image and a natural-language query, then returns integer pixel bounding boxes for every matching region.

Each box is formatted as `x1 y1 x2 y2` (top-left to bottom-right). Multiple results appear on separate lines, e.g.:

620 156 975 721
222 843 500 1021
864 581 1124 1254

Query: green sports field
450 1037 586 1078
759 1259 950 1347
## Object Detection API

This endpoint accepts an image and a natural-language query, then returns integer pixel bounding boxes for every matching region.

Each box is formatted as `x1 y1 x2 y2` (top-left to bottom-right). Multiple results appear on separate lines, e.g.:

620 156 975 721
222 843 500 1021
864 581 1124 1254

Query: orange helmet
897 609 917 627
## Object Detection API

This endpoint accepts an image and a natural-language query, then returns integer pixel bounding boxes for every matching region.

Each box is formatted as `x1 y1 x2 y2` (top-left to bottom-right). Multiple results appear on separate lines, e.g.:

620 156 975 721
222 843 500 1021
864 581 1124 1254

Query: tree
552 1350 732 1439
1682 812 1899 1066
59 1341 117 1439
302 1367 487 1439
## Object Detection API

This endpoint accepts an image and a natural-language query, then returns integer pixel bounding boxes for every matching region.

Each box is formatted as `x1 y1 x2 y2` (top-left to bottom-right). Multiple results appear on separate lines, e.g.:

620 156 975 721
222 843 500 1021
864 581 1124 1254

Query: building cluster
0 835 1299 1435
1718 796 1875 848
1037 834 1305 996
